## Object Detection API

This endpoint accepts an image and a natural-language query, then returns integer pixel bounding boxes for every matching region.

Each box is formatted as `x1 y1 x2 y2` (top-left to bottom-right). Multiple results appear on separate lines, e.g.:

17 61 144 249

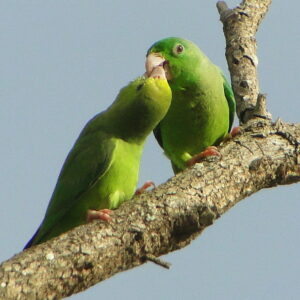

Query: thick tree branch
1 120 300 299
1 1 298 299
217 0 272 123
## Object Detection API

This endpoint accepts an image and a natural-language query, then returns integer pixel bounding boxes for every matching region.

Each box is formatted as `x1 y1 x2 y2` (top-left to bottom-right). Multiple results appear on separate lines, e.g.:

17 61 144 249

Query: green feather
24 76 171 248
148 37 236 173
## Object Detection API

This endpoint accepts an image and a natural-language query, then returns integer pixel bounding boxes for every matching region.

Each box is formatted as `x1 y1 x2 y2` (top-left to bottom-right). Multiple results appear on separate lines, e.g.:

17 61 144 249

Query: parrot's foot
221 126 241 144
135 181 155 195
187 146 221 167
87 209 113 222
230 126 241 137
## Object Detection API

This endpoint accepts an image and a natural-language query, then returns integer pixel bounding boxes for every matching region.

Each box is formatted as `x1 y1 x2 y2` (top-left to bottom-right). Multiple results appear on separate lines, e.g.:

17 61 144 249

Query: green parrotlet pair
24 37 235 249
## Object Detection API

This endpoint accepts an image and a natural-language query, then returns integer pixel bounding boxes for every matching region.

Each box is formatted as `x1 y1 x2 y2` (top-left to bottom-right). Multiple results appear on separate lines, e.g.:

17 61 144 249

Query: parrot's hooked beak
145 53 171 80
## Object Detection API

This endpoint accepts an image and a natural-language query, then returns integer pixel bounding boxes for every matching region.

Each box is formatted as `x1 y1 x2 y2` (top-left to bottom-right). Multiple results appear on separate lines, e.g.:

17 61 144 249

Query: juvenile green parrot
145 37 236 173
24 65 171 249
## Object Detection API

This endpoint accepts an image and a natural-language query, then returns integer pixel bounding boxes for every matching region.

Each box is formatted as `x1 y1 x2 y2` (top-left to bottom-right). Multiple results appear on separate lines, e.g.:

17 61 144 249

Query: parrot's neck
100 103 158 145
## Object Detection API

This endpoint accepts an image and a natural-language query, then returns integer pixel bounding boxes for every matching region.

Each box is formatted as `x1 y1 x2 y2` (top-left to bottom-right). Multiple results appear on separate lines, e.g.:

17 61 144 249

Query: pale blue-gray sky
1 1 299 299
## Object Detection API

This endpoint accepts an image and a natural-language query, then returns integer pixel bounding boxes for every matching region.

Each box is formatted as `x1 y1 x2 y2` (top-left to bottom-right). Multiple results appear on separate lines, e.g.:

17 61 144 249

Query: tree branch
1 120 300 299
2 1 298 299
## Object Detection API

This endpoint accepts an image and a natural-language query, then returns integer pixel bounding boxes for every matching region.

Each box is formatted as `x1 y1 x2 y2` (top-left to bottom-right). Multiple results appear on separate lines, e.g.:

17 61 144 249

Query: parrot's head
145 37 205 85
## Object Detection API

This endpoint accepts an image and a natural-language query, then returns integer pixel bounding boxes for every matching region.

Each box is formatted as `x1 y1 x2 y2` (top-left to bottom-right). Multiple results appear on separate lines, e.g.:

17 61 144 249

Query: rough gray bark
1 120 300 300
217 0 272 123
1 0 298 299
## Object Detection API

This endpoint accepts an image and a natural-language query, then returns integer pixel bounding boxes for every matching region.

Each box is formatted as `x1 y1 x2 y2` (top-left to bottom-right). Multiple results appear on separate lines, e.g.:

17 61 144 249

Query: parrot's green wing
24 127 116 248
45 130 115 218
153 122 163 148
221 73 236 132
153 73 236 150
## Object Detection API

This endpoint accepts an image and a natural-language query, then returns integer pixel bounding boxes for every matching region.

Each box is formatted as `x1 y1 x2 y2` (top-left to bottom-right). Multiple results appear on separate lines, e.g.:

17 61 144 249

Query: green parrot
24 65 171 249
145 37 236 173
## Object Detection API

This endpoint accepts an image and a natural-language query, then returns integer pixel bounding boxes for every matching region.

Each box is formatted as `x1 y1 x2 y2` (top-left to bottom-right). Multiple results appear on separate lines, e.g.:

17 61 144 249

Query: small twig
252 94 272 120
217 1 236 22
144 255 171 269
235 140 254 155
216 0 272 124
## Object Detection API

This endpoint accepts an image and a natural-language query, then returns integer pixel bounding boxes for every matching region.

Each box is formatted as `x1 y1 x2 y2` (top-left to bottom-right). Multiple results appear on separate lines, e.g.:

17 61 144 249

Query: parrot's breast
161 83 229 172
88 139 143 210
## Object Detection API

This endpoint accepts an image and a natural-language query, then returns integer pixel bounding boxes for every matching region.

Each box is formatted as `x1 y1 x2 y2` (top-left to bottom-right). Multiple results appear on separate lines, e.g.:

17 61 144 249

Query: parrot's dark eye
173 44 184 55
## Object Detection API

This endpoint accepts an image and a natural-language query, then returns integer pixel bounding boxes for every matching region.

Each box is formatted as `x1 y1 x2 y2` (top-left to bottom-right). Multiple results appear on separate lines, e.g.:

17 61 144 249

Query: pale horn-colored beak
149 65 166 79
145 53 171 80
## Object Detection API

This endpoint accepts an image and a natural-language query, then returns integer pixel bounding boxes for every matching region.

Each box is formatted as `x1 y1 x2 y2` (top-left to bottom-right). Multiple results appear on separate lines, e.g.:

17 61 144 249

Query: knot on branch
276 164 300 185
241 94 272 123
217 1 237 22
252 94 272 120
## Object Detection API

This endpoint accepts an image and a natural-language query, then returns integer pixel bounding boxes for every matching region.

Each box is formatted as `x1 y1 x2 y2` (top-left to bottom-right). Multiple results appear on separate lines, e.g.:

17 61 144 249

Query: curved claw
135 181 155 195
87 209 113 222
230 126 241 137
187 146 221 167
221 126 241 144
